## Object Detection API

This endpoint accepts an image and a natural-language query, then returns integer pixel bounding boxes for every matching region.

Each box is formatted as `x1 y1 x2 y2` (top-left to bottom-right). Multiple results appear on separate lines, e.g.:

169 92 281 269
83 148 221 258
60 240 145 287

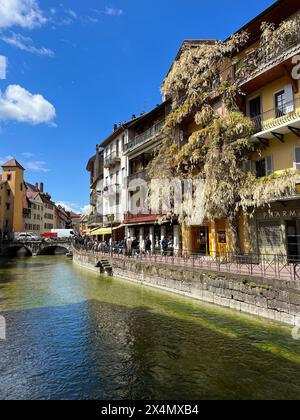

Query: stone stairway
96 259 113 276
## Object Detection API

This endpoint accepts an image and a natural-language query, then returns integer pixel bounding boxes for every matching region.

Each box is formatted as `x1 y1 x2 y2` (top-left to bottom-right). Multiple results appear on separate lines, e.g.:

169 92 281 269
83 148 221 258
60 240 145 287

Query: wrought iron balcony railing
236 32 300 86
126 170 149 185
124 120 165 154
251 97 300 134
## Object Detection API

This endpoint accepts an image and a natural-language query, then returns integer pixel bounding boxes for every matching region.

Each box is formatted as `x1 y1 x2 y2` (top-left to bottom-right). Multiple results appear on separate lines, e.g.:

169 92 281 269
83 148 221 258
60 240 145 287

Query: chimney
40 182 44 193
113 124 118 132
94 144 100 180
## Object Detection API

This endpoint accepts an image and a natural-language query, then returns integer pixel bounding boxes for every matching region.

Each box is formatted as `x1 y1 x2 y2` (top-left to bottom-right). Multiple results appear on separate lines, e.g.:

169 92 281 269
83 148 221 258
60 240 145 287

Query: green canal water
0 256 300 400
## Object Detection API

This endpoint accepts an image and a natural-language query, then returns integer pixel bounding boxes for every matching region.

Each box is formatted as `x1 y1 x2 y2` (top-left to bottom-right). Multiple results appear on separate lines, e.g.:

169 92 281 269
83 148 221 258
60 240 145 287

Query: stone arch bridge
0 240 72 257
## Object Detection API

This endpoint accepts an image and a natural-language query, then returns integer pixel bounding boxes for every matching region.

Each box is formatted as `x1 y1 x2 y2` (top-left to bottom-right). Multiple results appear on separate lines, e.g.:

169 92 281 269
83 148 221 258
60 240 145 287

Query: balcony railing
103 213 122 225
123 211 160 224
104 151 121 168
127 170 149 185
236 32 300 86
87 214 103 226
124 120 165 154
251 97 300 134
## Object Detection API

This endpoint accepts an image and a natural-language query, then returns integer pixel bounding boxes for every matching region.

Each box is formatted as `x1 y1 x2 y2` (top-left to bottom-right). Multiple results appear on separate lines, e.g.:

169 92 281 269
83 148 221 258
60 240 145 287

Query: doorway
249 96 262 132
286 221 300 262
199 227 210 255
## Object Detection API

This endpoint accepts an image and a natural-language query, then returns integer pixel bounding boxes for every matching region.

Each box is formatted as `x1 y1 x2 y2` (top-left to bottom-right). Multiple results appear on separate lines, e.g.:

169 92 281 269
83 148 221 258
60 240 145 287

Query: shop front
182 219 229 257
124 219 180 254
251 201 300 260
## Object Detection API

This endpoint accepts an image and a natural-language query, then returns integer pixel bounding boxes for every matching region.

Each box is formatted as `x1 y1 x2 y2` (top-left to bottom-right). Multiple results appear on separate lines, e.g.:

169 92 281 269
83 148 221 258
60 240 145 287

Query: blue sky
0 0 274 214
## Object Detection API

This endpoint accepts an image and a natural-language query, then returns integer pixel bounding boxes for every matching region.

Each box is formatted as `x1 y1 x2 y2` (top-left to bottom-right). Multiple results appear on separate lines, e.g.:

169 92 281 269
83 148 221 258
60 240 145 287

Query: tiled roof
1 159 25 170
26 191 40 200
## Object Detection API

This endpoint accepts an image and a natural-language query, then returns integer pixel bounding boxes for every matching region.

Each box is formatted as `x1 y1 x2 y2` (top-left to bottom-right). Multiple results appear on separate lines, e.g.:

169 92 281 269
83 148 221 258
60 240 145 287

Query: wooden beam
288 126 300 138
257 137 269 146
271 132 285 143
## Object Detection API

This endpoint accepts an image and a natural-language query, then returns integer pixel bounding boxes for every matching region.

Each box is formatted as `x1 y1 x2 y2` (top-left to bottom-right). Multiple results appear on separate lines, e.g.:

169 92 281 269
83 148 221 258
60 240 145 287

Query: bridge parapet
0 240 71 257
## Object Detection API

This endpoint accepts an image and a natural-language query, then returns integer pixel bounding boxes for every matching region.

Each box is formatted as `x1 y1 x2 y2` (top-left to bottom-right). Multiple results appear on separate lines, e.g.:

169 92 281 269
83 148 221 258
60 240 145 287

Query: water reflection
0 257 300 400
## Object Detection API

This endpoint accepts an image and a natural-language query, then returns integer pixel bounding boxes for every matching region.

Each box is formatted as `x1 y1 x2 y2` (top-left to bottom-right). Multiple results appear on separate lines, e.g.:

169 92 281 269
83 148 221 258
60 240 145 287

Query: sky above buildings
0 0 274 214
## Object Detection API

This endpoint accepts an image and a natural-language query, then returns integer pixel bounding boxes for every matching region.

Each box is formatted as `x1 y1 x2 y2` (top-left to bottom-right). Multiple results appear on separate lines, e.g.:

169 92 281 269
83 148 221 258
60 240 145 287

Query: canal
0 256 300 400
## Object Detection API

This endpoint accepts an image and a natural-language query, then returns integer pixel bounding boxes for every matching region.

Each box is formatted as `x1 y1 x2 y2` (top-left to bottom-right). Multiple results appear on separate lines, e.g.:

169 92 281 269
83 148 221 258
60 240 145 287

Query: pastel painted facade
0 159 25 238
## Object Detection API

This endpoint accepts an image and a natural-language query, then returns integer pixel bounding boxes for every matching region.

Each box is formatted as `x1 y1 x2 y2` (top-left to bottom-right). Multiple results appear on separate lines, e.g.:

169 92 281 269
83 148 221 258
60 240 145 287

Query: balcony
251 97 300 140
127 170 149 187
123 211 160 225
87 214 103 227
236 33 300 93
104 151 121 168
103 213 122 225
124 120 165 154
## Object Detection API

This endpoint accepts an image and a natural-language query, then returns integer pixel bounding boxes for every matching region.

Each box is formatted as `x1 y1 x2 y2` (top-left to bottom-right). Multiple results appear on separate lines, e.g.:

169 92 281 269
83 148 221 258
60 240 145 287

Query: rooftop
1 158 25 170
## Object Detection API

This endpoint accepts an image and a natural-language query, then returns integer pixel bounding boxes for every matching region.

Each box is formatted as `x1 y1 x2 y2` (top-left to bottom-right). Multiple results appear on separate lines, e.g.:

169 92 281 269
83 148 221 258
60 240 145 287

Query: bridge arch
36 245 70 256
0 245 33 257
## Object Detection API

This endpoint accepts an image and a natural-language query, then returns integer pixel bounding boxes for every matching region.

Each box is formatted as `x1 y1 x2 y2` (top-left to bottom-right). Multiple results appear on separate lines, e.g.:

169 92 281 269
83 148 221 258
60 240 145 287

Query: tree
149 20 300 254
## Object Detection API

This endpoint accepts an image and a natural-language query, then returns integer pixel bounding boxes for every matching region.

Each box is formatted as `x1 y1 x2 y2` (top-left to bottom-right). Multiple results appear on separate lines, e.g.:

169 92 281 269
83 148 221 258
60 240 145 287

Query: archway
37 246 69 256
1 246 33 258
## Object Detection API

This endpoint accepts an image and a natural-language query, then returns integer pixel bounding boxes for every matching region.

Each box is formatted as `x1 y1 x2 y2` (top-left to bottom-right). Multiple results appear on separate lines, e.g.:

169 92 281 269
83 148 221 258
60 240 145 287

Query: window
6 203 10 210
256 156 273 178
259 222 282 247
7 189 10 196
294 147 300 170
275 90 286 117
7 174 11 181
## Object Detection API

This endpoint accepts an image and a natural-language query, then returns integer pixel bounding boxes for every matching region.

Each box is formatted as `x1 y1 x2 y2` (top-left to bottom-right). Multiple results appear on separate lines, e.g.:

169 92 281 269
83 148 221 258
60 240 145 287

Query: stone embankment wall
73 250 300 326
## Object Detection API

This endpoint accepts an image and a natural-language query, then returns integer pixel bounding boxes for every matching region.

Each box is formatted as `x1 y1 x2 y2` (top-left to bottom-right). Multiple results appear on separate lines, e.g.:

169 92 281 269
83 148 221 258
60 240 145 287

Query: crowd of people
73 234 174 257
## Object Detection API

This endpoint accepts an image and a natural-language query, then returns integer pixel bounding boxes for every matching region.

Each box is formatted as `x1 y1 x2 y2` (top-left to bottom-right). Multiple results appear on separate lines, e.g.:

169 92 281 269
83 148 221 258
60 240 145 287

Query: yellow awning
90 228 112 236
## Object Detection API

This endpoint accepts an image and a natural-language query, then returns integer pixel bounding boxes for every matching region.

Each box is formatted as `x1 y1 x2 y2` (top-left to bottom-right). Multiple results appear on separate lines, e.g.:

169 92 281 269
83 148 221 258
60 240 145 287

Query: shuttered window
256 156 273 178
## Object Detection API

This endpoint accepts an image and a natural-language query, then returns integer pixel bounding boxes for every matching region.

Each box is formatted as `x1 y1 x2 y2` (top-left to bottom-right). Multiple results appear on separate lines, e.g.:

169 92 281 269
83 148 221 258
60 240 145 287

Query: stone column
161 225 166 241
149 226 154 252
173 225 180 255
139 226 144 252
211 221 217 257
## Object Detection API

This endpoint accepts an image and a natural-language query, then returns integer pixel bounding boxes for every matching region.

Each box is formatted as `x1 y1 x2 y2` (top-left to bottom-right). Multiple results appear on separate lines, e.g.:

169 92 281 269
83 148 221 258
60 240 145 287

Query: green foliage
148 15 300 253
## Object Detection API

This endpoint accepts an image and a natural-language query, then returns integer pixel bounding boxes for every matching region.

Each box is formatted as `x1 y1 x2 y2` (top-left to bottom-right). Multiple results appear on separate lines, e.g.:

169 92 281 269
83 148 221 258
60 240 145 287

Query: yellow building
0 159 25 238
167 0 300 258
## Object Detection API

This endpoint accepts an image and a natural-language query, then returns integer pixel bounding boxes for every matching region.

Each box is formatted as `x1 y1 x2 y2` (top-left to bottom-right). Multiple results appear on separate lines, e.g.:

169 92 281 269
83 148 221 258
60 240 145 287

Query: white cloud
105 7 123 17
0 55 7 79
56 201 90 215
1 33 55 57
67 9 77 19
25 160 49 172
81 205 90 215
0 84 56 125
0 0 46 29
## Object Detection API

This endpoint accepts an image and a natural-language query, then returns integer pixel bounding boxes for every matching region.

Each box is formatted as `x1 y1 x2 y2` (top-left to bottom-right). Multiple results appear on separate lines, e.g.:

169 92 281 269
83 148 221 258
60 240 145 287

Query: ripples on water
0 256 300 400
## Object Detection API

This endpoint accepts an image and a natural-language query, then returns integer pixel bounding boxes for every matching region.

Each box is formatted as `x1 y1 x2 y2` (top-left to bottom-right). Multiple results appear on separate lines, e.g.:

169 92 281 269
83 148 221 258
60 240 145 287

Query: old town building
0 159 75 238
86 0 300 259
0 159 25 238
